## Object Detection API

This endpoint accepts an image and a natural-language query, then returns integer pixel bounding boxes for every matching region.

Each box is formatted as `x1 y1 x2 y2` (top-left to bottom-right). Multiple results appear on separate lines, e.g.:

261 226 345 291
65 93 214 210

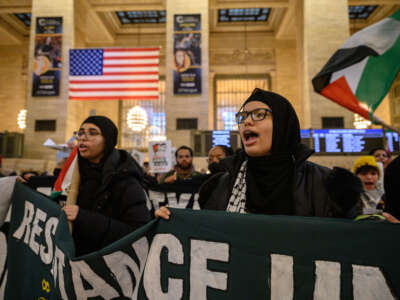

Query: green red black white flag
312 9 400 121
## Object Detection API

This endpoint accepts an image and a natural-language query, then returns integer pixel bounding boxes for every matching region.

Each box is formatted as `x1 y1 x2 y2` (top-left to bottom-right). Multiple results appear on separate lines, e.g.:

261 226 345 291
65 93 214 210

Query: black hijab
77 116 118 209
240 88 301 215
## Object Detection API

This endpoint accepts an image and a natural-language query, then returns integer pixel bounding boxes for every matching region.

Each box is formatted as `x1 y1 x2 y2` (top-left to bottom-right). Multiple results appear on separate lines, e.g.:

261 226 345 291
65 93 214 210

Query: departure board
212 130 231 147
300 129 312 148
312 129 384 154
385 131 400 152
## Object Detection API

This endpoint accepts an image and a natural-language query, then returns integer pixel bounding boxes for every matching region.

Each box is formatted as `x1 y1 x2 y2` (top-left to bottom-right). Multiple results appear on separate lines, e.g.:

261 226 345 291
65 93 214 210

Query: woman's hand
155 206 171 220
62 205 79 221
383 212 400 223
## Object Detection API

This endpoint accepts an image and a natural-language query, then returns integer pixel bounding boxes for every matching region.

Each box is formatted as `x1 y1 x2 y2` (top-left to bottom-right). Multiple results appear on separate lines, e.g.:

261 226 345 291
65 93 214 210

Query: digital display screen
385 131 400 152
212 130 231 147
312 129 384 154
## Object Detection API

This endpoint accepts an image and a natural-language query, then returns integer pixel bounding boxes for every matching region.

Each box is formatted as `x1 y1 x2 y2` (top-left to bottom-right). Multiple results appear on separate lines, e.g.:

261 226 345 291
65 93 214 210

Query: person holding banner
156 88 362 219
62 116 150 256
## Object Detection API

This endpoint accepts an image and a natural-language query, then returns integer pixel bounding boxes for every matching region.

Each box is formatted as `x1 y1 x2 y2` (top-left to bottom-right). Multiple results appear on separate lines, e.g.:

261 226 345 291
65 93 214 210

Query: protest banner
1 179 400 299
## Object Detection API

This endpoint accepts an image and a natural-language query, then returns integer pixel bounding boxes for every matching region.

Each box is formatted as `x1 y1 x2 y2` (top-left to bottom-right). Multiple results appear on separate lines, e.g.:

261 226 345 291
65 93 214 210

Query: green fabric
3 183 400 299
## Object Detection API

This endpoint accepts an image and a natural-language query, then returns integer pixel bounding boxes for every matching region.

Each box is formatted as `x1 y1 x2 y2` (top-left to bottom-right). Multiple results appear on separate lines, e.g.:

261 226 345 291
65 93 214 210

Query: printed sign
173 14 201 94
32 17 62 97
148 140 172 173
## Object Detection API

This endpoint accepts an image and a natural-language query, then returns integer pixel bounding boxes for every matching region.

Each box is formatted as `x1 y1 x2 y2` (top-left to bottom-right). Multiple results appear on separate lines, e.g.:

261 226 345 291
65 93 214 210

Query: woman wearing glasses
62 116 150 256
156 88 361 219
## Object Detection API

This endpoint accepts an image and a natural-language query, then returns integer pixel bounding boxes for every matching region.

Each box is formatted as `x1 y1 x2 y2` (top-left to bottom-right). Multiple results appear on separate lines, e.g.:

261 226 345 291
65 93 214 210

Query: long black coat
199 145 337 217
73 149 150 256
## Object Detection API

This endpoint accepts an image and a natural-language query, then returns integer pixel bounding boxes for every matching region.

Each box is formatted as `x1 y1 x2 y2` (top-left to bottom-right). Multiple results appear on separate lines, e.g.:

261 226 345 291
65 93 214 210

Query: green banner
2 182 400 299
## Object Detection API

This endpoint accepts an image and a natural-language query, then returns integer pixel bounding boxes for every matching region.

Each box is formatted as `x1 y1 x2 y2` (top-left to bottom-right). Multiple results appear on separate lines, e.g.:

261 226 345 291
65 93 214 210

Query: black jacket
73 149 150 256
199 145 335 217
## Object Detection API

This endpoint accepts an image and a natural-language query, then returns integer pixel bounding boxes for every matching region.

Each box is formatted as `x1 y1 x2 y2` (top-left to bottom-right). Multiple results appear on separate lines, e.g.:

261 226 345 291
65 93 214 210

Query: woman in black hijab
62 116 150 256
156 88 361 219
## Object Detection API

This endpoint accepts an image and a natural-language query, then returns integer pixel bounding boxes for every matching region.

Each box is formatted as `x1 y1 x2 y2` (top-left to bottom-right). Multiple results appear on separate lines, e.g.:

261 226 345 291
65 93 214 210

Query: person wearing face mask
62 116 150 256
207 145 233 174
156 88 361 219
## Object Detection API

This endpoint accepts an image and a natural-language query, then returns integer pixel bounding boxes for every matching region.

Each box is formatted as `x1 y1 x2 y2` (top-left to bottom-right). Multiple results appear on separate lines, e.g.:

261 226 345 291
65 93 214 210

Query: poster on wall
173 14 201 94
32 17 62 97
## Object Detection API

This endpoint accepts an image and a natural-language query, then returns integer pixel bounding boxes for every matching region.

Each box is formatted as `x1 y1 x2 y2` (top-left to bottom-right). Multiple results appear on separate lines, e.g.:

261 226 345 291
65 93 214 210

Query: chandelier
17 109 27 129
353 113 371 129
127 106 148 132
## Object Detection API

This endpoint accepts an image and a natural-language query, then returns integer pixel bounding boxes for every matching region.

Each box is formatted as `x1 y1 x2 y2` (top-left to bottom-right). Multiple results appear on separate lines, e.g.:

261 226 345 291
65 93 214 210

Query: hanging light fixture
17 109 27 129
353 113 371 129
127 105 148 132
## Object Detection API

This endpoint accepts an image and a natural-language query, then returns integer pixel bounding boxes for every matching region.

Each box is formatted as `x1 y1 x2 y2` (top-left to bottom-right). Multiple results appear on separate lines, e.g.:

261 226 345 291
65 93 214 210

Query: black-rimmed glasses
235 108 273 124
76 129 101 139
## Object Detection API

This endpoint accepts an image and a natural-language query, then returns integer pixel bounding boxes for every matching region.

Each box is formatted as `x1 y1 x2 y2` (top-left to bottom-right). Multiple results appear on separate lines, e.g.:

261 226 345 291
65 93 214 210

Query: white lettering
12 201 34 244
314 260 340 299
103 237 149 298
143 233 184 299
270 254 293 300
40 217 58 264
29 208 47 254
70 260 119 300
190 240 229 299
353 265 395 300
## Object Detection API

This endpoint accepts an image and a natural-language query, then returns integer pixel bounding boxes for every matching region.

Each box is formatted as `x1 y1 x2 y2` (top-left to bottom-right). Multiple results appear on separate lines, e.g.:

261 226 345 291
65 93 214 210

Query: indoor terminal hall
1 1 400 300
0 0 398 172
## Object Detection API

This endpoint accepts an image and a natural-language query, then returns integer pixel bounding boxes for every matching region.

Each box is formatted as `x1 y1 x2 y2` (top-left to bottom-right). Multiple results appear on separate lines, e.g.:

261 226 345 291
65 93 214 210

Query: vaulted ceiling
0 0 398 46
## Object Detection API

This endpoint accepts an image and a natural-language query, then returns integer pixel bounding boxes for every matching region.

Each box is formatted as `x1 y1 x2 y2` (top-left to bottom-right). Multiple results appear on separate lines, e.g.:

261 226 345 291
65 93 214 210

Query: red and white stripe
69 48 159 100
54 147 78 192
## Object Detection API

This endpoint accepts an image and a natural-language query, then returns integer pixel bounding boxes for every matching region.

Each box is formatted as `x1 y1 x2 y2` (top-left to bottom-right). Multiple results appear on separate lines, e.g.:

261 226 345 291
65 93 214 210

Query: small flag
53 146 78 193
69 48 159 100
312 9 400 120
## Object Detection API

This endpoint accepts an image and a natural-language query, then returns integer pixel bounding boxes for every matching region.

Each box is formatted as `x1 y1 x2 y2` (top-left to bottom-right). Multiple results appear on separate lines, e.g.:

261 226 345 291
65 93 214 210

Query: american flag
69 48 159 100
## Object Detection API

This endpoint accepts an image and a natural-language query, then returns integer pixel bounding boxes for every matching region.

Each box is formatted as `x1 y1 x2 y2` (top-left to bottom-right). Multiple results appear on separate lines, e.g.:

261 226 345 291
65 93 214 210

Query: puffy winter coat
73 149 150 256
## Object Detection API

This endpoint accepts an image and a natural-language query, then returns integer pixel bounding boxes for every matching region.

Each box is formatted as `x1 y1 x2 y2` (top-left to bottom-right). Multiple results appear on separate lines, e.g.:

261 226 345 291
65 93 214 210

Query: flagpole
65 162 80 233
370 114 400 134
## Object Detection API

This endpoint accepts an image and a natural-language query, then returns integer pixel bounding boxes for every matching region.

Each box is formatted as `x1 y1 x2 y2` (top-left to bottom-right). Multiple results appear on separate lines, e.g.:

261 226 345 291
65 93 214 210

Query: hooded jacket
73 149 150 256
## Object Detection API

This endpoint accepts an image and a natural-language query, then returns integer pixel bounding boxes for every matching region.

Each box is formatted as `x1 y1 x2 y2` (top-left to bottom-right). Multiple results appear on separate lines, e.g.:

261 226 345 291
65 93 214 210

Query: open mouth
364 182 375 189
79 144 88 151
242 130 259 145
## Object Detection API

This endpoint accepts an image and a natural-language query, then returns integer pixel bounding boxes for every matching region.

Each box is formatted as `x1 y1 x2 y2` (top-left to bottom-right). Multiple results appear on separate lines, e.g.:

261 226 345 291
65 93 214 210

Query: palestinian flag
53 146 78 193
312 9 400 120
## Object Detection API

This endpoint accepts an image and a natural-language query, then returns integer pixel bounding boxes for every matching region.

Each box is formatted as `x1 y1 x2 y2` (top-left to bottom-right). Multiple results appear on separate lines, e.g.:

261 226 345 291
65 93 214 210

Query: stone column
165 0 209 148
24 0 74 160
299 0 354 129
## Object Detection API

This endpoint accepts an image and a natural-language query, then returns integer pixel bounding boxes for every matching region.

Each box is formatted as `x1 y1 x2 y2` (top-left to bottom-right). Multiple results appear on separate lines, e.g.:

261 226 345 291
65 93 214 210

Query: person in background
369 147 391 169
159 146 201 184
207 145 234 174
352 156 384 214
62 116 150 256
21 171 40 182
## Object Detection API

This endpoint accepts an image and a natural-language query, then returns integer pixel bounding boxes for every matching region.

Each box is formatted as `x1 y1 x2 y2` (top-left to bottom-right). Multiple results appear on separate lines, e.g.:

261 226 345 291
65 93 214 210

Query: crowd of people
2 88 400 256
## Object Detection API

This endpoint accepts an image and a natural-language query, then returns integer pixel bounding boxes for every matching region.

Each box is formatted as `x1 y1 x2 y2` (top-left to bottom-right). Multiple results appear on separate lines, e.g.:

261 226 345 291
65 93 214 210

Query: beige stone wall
165 0 209 149
24 0 74 160
302 0 355 129
0 45 28 133
275 46 301 120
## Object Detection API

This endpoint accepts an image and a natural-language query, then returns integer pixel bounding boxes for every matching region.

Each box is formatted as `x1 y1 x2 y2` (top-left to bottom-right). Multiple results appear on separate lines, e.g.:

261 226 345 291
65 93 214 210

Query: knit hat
352 156 381 178
81 116 118 159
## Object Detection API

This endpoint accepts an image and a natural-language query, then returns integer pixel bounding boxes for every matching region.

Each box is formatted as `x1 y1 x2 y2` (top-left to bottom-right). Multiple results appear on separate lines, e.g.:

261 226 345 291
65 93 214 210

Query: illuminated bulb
127 106 148 132
17 109 27 129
